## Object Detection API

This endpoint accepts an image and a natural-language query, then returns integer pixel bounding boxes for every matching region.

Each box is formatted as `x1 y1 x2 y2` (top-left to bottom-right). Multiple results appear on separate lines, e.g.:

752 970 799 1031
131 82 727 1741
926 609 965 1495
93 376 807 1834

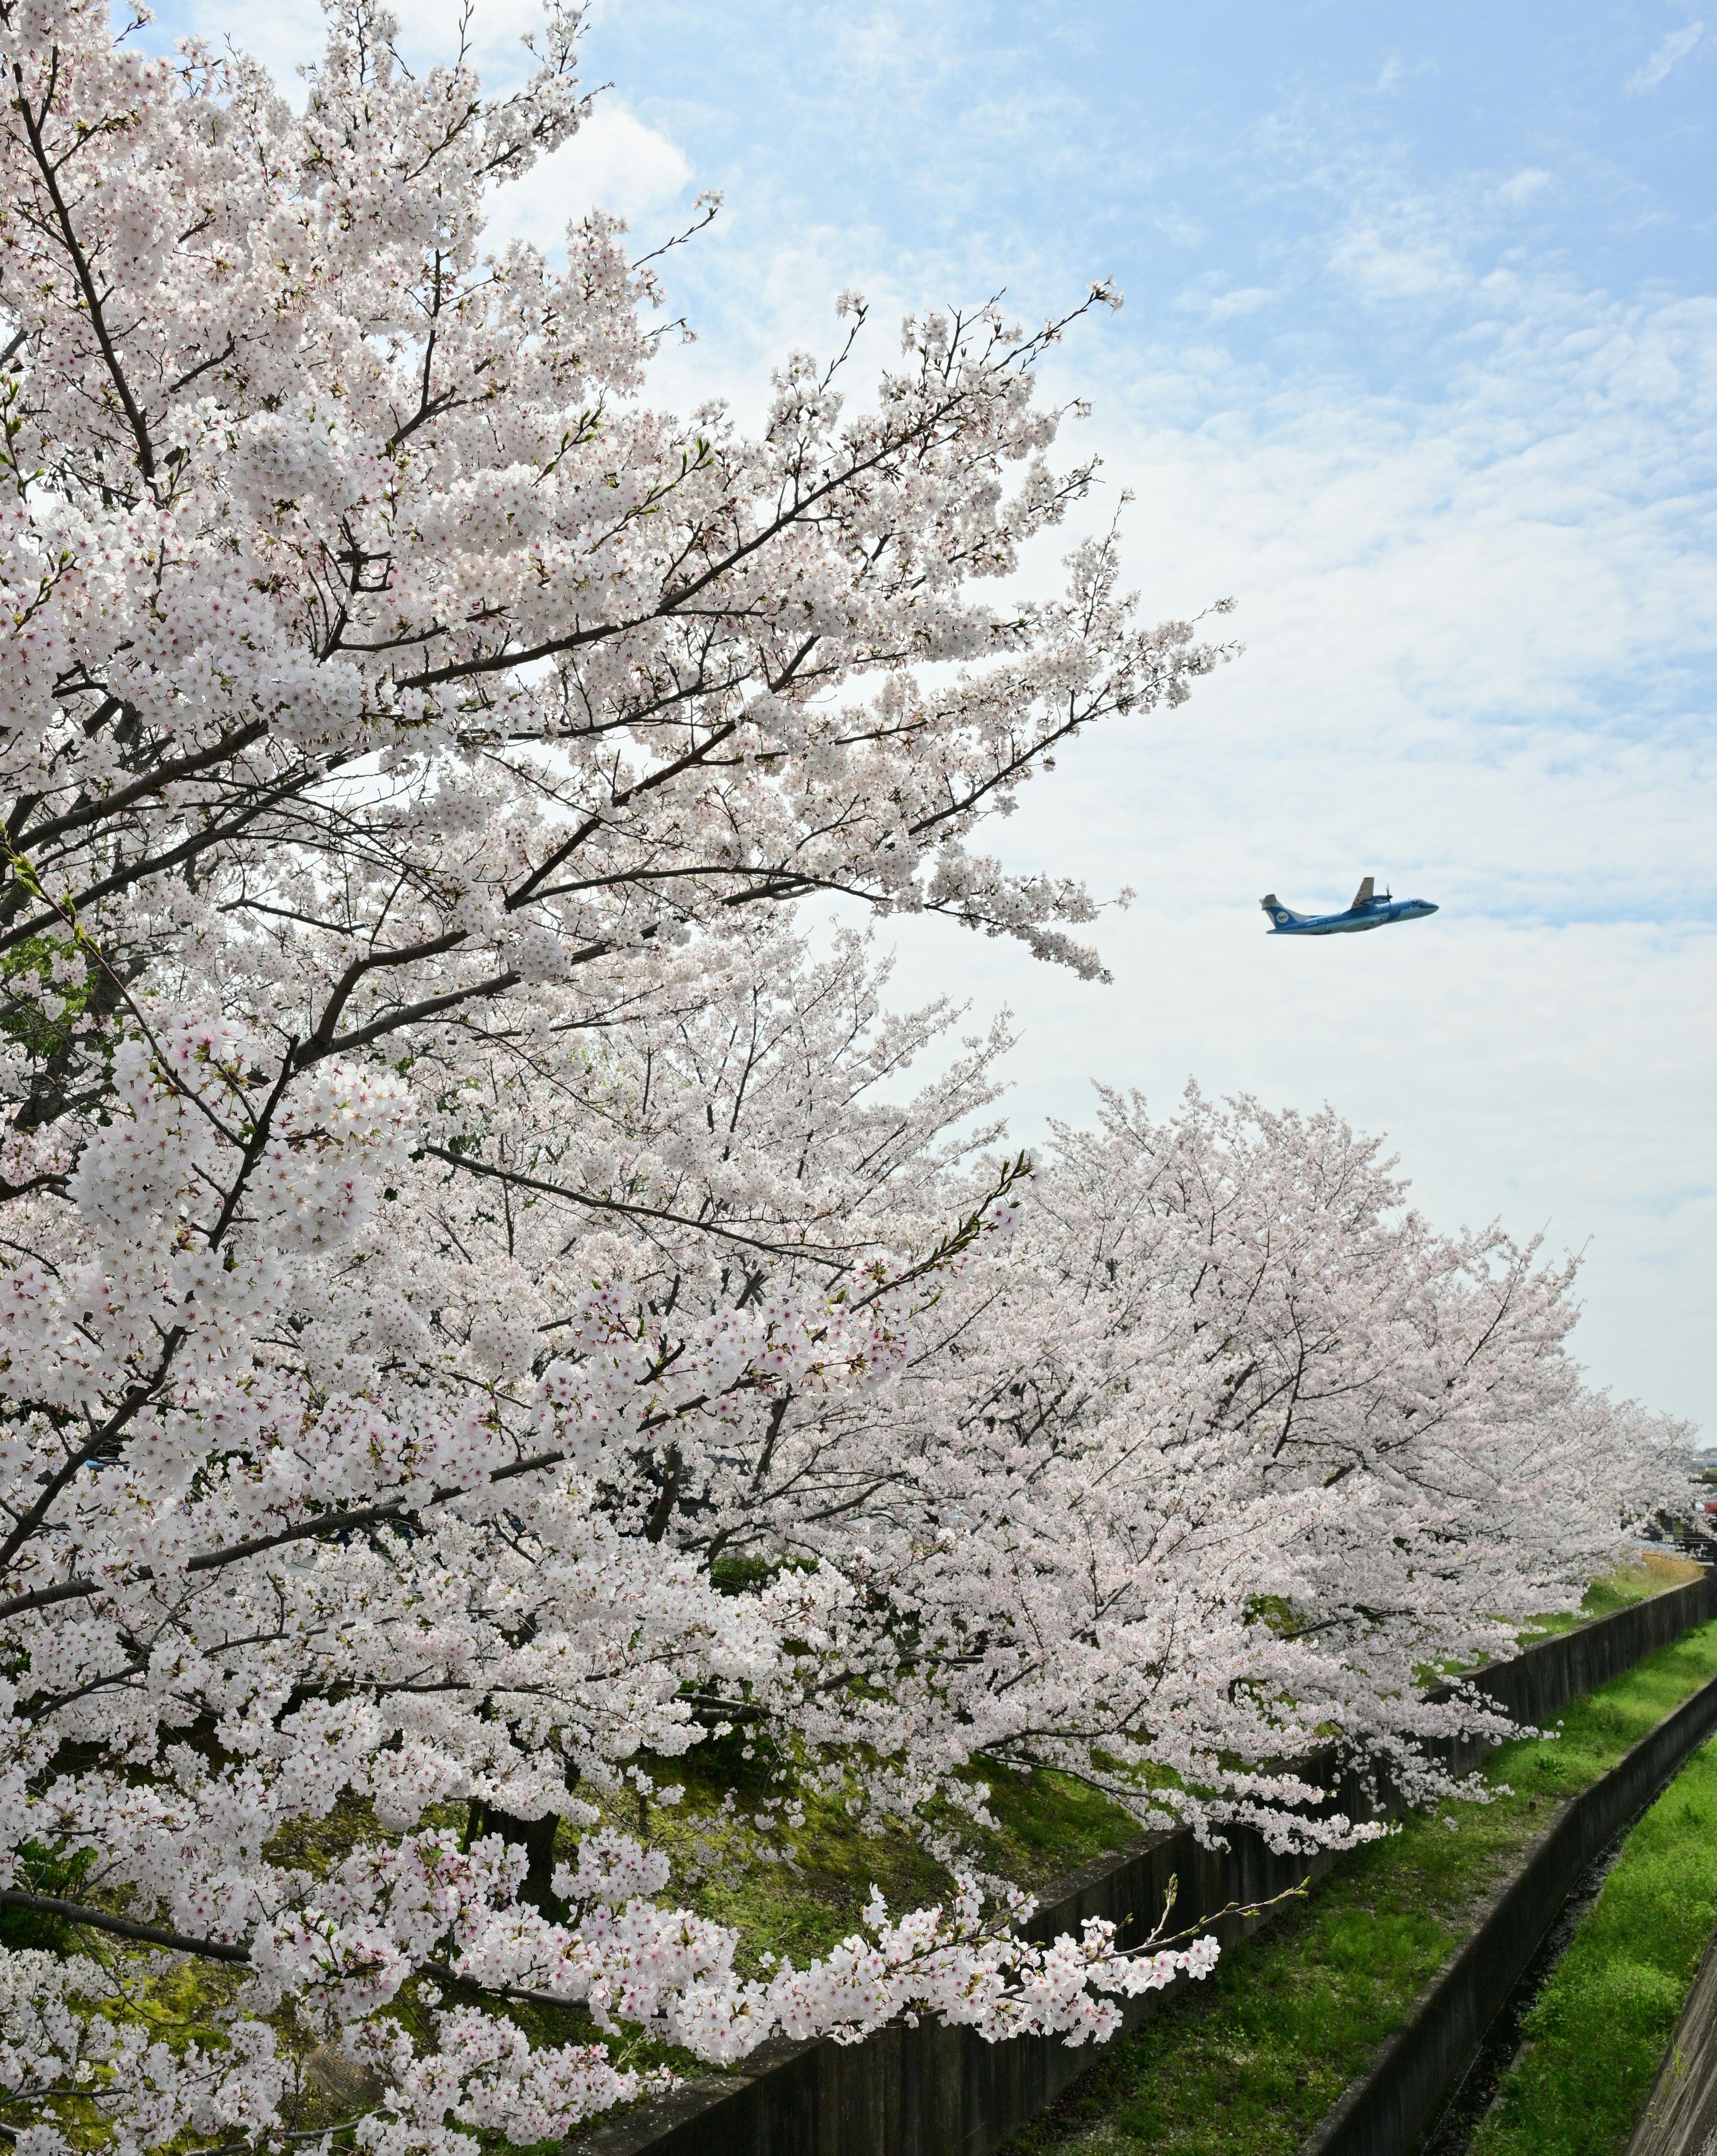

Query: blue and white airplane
1260 876 1439 936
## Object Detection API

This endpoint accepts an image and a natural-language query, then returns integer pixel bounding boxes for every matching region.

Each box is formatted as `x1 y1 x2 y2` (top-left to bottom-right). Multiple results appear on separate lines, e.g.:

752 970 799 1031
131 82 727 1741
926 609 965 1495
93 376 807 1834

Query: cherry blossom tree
0 0 1236 2144
547 1036 1685 1858
765 1087 1689 1843
0 0 1684 2150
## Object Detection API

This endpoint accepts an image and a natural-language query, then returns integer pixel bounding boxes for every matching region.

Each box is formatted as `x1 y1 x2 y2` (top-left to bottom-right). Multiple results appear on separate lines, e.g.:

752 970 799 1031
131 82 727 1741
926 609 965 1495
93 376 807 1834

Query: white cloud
836 254 1717 1426
1373 53 1437 94
173 3 694 256
1177 280 1273 321
1146 204 1207 249
391 0 560 85
1330 224 1467 300
1626 21 1703 94
185 0 321 101
484 106 693 255
1496 167 1552 206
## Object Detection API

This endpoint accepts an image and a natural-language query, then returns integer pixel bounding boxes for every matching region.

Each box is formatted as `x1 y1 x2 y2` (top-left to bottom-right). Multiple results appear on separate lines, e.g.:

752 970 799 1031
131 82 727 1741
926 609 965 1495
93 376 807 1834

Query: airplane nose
1424 902 1439 915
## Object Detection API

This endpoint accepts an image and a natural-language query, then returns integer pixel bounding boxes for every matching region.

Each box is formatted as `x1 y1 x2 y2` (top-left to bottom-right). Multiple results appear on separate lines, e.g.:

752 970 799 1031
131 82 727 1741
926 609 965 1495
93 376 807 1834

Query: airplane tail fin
1260 894 1306 925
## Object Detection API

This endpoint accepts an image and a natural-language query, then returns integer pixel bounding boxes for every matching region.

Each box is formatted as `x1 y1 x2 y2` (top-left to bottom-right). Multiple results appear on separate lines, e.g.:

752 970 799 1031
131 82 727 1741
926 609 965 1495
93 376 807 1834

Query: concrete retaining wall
1303 1648 1717 2156
577 1576 1717 2156
1625 1928 1717 2156
1465 1577 1717 1731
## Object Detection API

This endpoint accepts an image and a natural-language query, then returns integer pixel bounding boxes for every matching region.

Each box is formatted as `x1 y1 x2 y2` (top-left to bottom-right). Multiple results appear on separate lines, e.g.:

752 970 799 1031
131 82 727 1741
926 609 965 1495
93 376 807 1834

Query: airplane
1260 876 1439 936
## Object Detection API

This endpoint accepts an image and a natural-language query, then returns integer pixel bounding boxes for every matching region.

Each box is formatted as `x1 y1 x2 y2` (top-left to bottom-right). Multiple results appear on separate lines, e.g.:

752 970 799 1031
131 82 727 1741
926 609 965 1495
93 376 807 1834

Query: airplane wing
1350 875 1375 911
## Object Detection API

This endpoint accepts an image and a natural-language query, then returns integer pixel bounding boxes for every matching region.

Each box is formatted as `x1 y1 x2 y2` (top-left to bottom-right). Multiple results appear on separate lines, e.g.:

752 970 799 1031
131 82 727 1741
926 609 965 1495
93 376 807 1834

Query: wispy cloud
1373 53 1438 95
1496 167 1552 207
1175 276 1273 321
1626 21 1703 94
1329 225 1466 300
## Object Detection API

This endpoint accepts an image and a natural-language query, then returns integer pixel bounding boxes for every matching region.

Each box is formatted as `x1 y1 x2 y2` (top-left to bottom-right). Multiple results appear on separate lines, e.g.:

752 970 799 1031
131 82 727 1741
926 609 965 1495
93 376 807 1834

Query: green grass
581 1730 1146 1981
1468 1732 1717 2156
1003 1613 1717 2156
1520 1552 1701 1639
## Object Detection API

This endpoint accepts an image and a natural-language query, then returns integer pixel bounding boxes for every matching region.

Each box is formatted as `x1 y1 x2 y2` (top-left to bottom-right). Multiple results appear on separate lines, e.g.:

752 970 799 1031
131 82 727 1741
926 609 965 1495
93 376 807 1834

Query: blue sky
142 0 1716 1432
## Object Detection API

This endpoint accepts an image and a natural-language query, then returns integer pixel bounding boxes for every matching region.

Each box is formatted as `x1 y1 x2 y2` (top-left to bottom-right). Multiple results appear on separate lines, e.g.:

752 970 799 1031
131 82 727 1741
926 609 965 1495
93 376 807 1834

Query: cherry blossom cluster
761 1084 1690 1843
0 1 1688 2152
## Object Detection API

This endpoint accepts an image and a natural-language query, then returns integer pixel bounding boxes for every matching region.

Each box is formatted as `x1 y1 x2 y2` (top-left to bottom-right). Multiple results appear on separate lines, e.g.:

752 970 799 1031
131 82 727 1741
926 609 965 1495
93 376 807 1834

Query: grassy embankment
1466 1729 1717 2156
1521 1551 1700 1637
1003 1559 1715 2156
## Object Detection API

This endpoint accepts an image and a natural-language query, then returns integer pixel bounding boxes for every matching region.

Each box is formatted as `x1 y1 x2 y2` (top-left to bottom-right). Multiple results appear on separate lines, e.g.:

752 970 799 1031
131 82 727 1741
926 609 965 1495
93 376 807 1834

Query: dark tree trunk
465 1799 563 1917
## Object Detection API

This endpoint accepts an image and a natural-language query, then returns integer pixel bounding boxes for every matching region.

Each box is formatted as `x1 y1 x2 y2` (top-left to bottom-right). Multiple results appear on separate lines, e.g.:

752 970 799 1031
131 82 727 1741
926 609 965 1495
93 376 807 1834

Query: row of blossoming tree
0 1 1687 2148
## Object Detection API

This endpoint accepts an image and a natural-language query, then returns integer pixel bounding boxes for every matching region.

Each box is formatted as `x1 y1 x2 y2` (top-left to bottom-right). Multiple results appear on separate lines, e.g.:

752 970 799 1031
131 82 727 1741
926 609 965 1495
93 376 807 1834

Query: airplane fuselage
1262 896 1438 935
